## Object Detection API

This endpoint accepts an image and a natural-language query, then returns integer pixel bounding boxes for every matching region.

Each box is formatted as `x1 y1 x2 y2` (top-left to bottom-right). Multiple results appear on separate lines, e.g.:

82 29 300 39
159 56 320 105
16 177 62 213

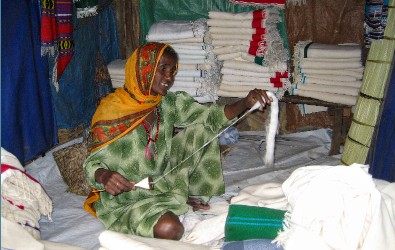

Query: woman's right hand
95 168 135 195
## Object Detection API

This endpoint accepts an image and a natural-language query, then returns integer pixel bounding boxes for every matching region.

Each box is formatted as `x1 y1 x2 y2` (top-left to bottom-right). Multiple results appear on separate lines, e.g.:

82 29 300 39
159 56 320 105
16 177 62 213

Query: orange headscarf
89 43 170 152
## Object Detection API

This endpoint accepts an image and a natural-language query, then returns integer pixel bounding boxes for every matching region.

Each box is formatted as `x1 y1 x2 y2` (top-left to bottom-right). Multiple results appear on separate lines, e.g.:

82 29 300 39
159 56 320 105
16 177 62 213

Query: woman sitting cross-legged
83 42 271 240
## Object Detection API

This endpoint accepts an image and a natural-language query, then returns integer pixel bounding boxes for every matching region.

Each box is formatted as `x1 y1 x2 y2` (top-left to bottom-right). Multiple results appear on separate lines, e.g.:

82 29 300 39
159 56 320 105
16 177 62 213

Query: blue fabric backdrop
1 0 57 164
50 6 119 129
1 1 119 164
368 65 395 182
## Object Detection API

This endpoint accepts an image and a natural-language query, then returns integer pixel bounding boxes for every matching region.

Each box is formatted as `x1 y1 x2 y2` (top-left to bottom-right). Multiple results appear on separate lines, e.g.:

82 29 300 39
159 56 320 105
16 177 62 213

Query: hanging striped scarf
40 0 74 89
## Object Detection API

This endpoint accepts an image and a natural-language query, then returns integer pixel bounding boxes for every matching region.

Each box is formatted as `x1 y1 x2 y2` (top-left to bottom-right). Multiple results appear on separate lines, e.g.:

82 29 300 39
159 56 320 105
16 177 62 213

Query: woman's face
151 50 178 96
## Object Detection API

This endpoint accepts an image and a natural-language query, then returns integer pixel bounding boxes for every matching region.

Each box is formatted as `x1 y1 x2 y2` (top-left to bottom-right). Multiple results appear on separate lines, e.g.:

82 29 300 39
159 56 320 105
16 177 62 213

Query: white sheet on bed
25 128 342 250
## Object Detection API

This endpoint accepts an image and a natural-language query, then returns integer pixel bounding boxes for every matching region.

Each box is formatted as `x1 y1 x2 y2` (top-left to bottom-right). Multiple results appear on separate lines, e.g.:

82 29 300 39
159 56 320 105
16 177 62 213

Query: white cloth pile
206 8 290 98
274 164 395 250
146 19 221 103
1 148 85 250
292 41 364 106
1 147 53 240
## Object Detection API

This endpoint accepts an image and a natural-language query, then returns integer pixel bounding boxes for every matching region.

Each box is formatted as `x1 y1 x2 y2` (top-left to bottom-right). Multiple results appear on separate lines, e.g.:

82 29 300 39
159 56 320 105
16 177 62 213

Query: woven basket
53 141 91 196
341 138 370 165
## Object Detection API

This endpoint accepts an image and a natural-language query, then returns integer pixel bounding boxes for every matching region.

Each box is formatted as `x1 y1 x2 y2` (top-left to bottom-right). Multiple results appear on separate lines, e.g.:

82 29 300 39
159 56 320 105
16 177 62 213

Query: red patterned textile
40 0 74 82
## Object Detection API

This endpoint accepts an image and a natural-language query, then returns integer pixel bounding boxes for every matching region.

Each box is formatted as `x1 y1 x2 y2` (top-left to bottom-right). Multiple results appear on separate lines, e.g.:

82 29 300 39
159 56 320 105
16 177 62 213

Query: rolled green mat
384 7 395 39
225 204 285 241
360 61 391 98
348 122 374 146
353 96 381 126
341 137 370 165
367 39 395 63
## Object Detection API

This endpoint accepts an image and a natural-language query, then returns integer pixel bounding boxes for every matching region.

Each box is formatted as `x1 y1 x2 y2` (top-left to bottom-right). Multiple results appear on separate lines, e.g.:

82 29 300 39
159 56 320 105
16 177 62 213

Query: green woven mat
348 122 374 147
353 96 381 126
360 61 391 98
341 138 370 165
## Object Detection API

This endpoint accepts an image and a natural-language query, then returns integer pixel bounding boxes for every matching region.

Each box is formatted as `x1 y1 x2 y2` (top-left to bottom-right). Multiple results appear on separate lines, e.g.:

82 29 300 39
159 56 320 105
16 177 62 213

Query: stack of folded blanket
106 59 126 91
146 19 221 103
206 8 290 98
292 41 364 106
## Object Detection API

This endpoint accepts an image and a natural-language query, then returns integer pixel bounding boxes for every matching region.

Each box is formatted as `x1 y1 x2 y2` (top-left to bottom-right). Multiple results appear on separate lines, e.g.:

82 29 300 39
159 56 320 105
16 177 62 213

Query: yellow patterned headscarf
89 43 170 152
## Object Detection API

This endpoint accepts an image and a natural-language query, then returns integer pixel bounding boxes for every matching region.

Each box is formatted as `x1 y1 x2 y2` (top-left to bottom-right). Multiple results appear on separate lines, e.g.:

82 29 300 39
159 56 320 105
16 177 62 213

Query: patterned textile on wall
40 0 74 90
364 0 389 48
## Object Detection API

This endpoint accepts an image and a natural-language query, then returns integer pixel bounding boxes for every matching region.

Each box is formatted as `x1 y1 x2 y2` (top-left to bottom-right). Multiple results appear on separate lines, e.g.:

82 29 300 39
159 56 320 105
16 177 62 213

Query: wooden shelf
280 95 352 155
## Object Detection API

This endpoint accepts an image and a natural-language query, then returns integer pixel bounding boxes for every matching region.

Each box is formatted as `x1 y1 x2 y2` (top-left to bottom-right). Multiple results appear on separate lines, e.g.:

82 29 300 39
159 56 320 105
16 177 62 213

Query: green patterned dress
84 91 233 237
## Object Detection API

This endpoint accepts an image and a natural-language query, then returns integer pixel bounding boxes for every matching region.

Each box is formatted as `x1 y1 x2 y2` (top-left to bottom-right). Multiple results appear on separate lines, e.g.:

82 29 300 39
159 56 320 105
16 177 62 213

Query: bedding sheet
25 128 341 250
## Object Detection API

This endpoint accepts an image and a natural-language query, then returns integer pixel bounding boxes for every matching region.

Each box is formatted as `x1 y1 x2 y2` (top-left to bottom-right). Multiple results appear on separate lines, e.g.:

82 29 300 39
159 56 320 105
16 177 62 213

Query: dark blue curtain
368 65 395 182
1 0 57 164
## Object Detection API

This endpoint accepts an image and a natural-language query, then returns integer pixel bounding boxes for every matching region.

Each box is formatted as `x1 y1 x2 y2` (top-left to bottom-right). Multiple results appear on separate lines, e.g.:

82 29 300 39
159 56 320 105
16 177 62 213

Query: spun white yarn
264 91 279 167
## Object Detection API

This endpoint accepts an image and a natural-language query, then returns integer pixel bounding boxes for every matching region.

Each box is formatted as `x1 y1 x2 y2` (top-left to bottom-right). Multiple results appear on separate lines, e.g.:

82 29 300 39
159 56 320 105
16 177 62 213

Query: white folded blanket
293 88 357 106
209 33 256 41
213 45 249 55
171 43 207 50
305 43 362 59
221 67 275 77
175 48 207 56
219 83 278 93
223 60 271 73
208 10 261 20
301 76 363 88
301 73 360 82
156 37 205 44
107 59 126 76
296 83 360 96
300 59 362 70
221 80 276 88
212 39 252 46
222 74 281 83
300 68 364 79
207 19 265 28
146 19 207 41
176 70 205 77
209 27 257 34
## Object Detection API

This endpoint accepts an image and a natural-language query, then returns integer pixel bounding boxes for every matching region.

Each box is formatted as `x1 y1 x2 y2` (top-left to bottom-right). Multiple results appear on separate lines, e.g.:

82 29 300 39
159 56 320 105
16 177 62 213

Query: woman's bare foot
187 197 210 211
